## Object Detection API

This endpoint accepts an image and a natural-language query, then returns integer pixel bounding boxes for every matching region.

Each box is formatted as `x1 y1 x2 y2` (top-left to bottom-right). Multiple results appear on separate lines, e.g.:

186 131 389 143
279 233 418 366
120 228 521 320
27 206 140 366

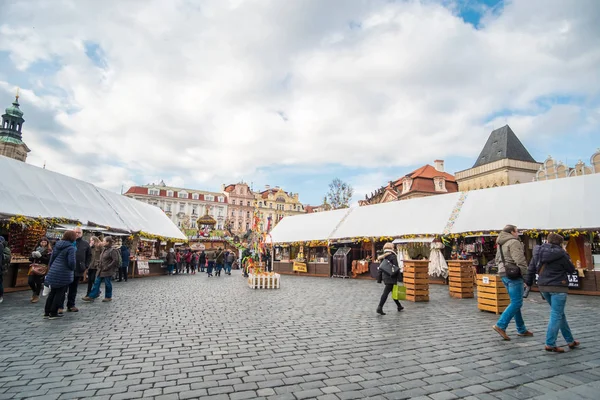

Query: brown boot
31 295 39 303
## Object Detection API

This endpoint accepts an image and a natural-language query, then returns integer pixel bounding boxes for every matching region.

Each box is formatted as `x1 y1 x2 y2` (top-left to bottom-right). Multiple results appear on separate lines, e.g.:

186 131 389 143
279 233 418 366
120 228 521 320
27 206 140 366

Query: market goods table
1 274 600 400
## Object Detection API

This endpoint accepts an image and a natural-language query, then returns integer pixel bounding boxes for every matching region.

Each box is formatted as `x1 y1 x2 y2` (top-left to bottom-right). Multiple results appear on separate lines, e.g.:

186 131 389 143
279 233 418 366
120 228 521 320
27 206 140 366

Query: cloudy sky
1 0 598 205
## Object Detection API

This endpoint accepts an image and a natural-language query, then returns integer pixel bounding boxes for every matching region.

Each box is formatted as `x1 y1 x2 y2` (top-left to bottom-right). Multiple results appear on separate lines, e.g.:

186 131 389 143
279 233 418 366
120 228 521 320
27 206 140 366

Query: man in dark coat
118 244 131 282
65 227 91 312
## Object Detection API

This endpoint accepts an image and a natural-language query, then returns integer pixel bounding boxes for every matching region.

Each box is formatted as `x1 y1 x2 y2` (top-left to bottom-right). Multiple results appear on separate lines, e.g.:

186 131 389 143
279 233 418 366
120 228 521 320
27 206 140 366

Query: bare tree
326 178 354 209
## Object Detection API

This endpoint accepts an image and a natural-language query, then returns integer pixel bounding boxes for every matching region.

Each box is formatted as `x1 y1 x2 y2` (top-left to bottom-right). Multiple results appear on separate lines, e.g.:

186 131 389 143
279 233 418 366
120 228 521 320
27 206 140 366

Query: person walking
44 231 77 319
493 225 532 340
526 233 579 352
207 249 215 277
86 236 103 297
185 250 192 274
82 236 120 303
166 248 176 275
175 249 182 274
118 243 130 282
225 250 235 275
215 248 224 277
376 242 404 315
0 236 7 304
28 237 52 303
199 250 206 273
64 227 91 313
191 251 198 274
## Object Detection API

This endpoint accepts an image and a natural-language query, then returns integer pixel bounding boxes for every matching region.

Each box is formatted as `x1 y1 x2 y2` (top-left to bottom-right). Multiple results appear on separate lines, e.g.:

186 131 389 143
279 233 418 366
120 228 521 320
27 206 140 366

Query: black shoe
377 307 386 315
397 305 404 312
48 314 64 320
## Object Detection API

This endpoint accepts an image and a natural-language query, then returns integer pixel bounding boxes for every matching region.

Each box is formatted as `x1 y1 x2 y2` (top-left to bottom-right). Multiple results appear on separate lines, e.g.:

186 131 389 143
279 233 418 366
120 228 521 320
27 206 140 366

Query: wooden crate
448 260 475 299
476 274 509 314
403 260 429 302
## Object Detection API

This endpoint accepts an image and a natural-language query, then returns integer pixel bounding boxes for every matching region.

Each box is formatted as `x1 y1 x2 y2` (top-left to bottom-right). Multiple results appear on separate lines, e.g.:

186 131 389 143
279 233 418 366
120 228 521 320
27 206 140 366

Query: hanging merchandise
428 239 448 278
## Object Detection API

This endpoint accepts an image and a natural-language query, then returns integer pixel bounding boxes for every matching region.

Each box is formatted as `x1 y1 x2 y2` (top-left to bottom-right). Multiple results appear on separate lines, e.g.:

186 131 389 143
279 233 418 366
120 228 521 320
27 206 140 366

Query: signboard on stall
293 261 307 272
138 261 150 275
45 229 63 240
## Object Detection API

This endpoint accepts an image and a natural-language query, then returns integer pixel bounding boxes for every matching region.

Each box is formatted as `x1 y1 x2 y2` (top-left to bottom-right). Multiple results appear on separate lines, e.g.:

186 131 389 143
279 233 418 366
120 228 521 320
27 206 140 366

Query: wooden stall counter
273 260 330 277
477 274 509 314
404 260 430 302
448 260 475 299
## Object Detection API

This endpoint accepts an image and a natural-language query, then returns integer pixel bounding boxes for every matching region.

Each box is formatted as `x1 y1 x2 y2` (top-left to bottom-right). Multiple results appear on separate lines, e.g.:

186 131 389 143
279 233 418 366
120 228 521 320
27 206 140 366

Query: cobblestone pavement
1 273 600 400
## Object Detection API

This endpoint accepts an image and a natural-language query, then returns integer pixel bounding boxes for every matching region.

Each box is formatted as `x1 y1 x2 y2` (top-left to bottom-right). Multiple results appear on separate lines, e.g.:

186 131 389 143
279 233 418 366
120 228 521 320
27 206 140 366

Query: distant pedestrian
493 225 532 340
86 237 103 296
185 250 192 274
526 233 579 352
44 231 77 320
118 244 130 282
0 236 8 304
225 251 235 275
82 236 120 303
376 242 403 315
215 248 224 277
175 249 182 274
64 227 91 313
207 250 215 277
191 252 198 274
28 237 52 303
199 250 206 272
166 248 176 275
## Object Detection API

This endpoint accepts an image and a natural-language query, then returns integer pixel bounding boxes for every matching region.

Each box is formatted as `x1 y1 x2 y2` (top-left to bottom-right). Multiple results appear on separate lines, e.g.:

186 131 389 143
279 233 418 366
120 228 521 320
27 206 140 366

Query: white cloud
0 0 598 194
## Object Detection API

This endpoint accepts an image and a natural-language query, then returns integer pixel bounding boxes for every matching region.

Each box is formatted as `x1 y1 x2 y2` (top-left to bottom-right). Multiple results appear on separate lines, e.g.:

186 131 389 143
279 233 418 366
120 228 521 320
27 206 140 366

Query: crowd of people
164 247 237 277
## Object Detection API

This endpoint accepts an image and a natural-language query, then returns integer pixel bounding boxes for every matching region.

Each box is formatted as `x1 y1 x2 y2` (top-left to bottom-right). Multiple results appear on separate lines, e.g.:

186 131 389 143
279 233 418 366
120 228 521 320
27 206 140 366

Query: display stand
448 260 474 298
404 260 429 302
477 274 509 314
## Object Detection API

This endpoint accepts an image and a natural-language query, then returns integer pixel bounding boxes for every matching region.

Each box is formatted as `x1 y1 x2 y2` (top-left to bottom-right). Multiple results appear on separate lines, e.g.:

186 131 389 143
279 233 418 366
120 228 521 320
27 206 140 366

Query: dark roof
473 125 537 168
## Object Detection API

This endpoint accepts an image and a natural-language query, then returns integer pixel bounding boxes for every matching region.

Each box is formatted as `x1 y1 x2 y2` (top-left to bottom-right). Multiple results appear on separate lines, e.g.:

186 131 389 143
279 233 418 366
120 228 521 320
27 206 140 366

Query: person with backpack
493 225 532 341
376 242 404 315
526 233 579 352
44 231 77 319
0 236 8 304
82 236 120 303
225 251 235 275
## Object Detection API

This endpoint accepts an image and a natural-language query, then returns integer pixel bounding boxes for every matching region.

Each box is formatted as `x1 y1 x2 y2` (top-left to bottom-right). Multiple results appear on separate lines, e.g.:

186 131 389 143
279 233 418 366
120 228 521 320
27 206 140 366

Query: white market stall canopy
269 208 352 243
449 172 600 233
270 173 600 243
0 155 186 240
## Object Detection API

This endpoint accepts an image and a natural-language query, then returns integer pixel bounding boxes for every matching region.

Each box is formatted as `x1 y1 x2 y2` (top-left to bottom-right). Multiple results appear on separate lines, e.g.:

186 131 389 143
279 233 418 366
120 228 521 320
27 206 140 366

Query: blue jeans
89 276 112 299
167 264 174 274
496 277 527 334
207 261 215 275
541 292 573 347
225 263 232 274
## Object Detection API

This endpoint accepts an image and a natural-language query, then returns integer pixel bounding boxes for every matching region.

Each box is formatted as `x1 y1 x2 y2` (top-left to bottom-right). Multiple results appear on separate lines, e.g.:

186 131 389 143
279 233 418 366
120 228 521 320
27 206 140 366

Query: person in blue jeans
526 233 579 352
82 237 120 303
493 225 532 340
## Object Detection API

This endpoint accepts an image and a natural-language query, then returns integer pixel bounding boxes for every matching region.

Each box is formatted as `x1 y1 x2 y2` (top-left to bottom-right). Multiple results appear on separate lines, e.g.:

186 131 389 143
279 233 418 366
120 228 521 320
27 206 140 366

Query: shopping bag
392 284 406 300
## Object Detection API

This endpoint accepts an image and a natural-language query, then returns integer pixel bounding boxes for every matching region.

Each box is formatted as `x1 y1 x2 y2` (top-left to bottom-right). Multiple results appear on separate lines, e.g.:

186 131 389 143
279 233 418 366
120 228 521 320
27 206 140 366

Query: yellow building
254 186 305 232
536 151 600 181
455 125 541 191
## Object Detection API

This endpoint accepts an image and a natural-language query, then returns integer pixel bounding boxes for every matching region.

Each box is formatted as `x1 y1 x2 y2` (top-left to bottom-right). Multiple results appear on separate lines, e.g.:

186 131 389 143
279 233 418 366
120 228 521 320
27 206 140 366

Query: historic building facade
536 151 600 181
222 182 256 235
359 160 458 206
455 125 541 191
1 93 30 162
124 181 228 231
254 186 305 232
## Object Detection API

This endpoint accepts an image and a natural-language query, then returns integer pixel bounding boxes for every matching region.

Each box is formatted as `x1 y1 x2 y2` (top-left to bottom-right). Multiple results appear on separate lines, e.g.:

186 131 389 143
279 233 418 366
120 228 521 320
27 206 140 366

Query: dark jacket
75 238 92 277
0 242 4 273
377 252 400 285
98 245 120 278
45 240 76 287
495 231 528 277
526 243 576 293
89 245 103 270
120 246 131 269
216 250 224 264
29 247 51 266
199 252 206 265
166 252 175 265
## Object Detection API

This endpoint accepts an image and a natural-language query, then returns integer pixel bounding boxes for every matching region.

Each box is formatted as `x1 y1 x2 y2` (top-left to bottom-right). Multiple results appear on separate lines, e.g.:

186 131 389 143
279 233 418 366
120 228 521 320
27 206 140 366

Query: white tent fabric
0 156 186 240
450 173 600 233
330 192 462 240
269 208 352 243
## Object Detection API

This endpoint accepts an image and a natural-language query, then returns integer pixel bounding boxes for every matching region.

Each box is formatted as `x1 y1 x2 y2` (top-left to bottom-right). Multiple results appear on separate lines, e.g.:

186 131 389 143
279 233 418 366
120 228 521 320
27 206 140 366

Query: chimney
434 159 444 172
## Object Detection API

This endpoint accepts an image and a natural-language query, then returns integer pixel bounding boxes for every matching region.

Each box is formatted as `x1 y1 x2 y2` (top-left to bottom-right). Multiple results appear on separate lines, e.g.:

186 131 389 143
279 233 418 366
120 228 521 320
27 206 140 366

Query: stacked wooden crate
448 260 474 299
476 274 509 314
403 260 429 302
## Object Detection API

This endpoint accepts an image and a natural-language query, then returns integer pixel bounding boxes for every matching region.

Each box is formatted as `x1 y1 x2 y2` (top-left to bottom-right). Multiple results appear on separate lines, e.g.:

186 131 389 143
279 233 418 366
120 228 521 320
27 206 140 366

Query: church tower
0 90 31 162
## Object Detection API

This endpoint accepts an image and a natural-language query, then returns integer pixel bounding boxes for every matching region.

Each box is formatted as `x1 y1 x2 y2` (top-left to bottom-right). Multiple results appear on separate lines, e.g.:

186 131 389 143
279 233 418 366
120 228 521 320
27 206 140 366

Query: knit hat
169 248 175 253
383 242 394 252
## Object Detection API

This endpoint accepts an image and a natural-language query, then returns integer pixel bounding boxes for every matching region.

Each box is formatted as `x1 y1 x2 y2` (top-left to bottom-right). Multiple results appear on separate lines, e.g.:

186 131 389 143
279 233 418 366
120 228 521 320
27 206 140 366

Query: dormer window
434 177 447 192
167 190 174 197
402 178 413 194
218 196 224 203
178 191 188 199
205 195 214 201
192 193 199 200
148 188 160 196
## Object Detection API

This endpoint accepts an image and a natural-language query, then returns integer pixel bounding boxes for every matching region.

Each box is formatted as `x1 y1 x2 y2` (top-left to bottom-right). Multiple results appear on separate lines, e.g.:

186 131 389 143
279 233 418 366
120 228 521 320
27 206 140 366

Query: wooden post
404 260 429 302
476 274 509 314
447 260 474 298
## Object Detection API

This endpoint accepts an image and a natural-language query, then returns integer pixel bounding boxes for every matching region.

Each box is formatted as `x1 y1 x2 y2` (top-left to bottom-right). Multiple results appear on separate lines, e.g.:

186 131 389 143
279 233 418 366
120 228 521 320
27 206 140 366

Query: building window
167 190 174 197
192 193 199 200
166 203 172 212
179 203 185 212
247 201 251 206
178 191 188 199
246 222 249 230
205 195 214 201
192 205 197 215
232 200 236 205
269 203 273 209
148 188 160 196
218 196 224 203
232 210 235 217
